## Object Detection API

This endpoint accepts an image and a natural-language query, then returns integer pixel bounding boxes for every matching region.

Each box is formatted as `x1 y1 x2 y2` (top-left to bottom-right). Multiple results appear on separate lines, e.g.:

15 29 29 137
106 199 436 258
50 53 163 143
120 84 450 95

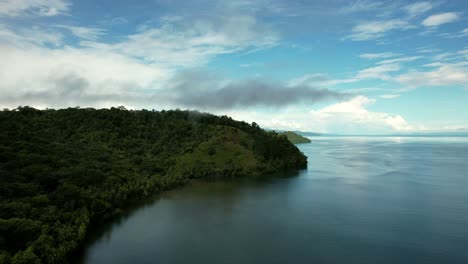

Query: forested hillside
0 107 307 264
278 131 312 144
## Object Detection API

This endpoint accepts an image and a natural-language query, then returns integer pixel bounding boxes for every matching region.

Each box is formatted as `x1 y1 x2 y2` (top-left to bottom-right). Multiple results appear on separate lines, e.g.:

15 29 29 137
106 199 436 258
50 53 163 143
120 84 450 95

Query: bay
78 137 468 264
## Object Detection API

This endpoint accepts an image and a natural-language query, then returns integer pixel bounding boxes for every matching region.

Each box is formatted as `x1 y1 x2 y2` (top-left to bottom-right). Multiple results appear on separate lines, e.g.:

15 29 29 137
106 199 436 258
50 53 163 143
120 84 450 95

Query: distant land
288 131 468 138
278 131 312 144
269 130 322 137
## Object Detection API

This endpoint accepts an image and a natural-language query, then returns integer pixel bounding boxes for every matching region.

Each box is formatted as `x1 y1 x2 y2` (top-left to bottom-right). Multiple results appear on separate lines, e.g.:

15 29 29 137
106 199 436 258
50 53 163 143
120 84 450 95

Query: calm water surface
78 137 468 264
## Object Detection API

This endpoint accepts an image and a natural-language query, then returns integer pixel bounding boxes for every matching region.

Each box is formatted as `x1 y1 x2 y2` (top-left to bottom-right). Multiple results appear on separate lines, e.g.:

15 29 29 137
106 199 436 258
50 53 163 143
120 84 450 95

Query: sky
0 0 467 134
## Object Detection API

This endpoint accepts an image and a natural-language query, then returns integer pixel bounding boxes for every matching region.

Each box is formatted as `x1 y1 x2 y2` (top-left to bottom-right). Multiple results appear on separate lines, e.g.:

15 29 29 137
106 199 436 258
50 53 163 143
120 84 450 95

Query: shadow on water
72 169 304 264
71 139 468 263
70 192 165 264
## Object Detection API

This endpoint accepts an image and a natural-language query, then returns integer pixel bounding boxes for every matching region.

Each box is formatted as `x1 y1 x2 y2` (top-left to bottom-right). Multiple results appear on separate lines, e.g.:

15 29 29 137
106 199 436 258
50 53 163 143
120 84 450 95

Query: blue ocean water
78 137 468 264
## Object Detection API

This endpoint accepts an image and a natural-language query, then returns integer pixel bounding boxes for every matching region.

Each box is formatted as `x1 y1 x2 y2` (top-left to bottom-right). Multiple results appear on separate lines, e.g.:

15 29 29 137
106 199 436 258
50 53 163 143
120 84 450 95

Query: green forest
0 107 307 264
278 131 312 144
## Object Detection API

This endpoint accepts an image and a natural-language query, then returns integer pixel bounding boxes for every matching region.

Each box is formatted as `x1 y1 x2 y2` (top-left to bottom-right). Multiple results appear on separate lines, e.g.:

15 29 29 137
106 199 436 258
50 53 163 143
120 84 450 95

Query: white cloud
288 72 360 87
396 63 468 88
459 48 468 60
308 96 417 132
57 25 105 40
81 15 278 68
348 19 413 41
301 54 434 89
417 48 440 53
432 52 458 61
359 52 397 59
355 63 400 80
0 25 64 46
422 12 459 27
377 56 422 64
346 87 386 93
380 94 400 99
0 8 280 109
0 0 70 17
423 62 445 67
340 0 383 13
439 28 468 38
292 56 419 87
221 96 419 134
455 28 468 37
290 59 413 88
0 42 173 109
403 2 433 16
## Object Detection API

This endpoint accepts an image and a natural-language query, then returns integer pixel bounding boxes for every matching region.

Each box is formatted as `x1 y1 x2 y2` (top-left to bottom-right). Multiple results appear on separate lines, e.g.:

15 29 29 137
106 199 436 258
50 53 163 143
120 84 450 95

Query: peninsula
0 107 307 263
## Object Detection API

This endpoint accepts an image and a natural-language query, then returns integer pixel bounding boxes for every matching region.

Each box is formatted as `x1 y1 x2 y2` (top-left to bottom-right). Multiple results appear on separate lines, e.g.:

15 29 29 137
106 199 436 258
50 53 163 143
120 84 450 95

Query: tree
0 107 307 263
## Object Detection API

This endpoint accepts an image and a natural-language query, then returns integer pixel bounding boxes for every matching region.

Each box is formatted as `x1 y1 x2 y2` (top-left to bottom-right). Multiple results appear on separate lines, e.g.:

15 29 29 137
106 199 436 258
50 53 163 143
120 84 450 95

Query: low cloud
309 96 418 132
1 68 352 110
223 96 422 134
0 73 145 109
165 71 351 110
0 40 172 109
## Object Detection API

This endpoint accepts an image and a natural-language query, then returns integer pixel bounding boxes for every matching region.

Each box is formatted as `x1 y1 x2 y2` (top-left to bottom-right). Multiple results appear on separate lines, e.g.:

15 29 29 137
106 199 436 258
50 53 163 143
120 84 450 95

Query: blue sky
0 0 467 134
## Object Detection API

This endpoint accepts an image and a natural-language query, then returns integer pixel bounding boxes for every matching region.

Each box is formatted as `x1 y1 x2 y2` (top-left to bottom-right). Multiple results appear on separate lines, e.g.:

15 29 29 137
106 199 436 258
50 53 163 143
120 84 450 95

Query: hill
279 131 312 144
0 107 307 263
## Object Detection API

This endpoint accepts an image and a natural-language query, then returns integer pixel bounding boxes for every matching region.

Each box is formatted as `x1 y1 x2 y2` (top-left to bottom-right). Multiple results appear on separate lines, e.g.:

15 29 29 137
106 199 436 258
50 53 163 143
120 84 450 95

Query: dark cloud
0 73 140 108
165 70 351 109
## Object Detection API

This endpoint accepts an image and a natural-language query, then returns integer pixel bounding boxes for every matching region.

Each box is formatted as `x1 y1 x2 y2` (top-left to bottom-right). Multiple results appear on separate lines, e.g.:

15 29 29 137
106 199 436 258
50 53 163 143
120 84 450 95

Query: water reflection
78 137 468 264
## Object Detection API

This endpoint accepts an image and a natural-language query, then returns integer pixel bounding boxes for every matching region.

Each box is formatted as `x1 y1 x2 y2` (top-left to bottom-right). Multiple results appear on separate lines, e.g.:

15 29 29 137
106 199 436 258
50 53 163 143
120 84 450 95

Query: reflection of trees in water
168 170 303 215
74 170 303 263
72 194 163 263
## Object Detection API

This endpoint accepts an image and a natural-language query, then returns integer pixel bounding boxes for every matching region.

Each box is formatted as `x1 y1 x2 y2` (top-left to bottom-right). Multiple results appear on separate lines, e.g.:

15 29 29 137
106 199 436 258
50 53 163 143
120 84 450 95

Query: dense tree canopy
0 107 307 263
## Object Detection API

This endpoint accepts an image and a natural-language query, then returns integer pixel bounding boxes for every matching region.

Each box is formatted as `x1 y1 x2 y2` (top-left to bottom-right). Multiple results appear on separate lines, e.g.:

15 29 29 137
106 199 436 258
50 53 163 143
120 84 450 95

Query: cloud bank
0 4 281 109
223 96 421 134
162 70 351 110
